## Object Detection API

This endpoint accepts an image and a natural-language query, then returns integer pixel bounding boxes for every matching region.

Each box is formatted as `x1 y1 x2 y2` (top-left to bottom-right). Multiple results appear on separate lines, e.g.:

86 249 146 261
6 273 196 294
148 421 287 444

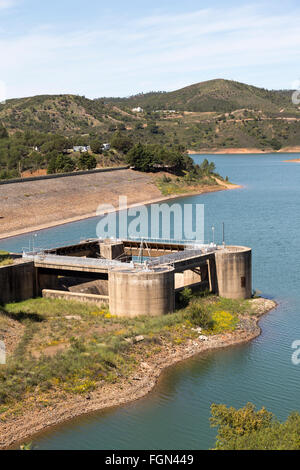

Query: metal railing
146 249 205 268
23 253 132 269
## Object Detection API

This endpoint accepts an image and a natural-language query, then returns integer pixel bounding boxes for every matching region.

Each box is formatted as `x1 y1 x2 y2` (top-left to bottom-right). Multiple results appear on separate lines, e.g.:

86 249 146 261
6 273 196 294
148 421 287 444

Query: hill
102 79 298 115
1 78 300 181
0 94 138 135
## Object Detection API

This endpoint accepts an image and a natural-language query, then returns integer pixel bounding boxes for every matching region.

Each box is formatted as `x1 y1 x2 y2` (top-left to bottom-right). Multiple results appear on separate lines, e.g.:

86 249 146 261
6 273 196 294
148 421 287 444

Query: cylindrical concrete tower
214 246 252 299
109 266 175 317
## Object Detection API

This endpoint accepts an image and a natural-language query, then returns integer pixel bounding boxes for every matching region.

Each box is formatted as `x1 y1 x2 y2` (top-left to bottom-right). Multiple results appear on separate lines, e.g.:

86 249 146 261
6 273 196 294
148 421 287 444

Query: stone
198 335 209 341
192 327 202 333
65 315 81 321
135 335 145 343
141 362 151 369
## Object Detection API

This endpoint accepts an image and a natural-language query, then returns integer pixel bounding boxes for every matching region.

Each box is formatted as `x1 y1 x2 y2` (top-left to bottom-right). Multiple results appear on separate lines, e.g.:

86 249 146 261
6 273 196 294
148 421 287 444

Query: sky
0 0 300 99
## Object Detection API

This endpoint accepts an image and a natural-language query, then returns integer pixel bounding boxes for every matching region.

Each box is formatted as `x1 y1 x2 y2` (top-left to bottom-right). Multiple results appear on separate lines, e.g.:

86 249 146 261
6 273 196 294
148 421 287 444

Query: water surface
1 153 300 449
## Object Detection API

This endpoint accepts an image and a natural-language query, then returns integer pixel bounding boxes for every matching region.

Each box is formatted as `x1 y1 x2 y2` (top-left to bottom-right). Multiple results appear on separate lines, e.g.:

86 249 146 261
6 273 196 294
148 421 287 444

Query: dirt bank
0 169 238 241
0 297 276 450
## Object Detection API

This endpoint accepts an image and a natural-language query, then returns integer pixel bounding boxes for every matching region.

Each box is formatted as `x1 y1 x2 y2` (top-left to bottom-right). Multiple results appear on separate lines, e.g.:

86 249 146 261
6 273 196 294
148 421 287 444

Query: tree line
0 123 219 180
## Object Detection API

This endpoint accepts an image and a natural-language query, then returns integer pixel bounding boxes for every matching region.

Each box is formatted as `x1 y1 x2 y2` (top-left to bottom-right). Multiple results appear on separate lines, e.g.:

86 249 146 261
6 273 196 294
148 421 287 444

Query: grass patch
0 251 13 267
0 295 252 412
156 174 219 196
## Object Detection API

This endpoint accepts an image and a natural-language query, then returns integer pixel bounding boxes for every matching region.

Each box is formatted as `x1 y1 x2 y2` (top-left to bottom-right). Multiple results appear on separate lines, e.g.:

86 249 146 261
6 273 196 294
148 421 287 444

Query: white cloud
1 3 300 97
0 0 15 10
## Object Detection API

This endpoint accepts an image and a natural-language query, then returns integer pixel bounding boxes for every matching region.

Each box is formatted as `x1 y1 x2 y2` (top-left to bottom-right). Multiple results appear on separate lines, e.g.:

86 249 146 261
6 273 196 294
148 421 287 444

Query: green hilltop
102 79 298 115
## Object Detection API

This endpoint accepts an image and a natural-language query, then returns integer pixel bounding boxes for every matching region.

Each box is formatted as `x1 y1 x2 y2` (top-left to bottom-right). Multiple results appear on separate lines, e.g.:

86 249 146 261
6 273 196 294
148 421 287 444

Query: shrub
179 287 193 308
211 311 238 333
187 303 214 329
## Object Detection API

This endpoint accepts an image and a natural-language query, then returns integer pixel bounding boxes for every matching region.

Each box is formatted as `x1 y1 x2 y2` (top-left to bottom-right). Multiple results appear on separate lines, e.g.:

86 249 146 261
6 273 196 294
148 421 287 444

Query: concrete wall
109 266 175 317
68 279 109 296
0 261 36 304
100 241 125 260
42 289 109 306
214 246 252 299
0 166 129 186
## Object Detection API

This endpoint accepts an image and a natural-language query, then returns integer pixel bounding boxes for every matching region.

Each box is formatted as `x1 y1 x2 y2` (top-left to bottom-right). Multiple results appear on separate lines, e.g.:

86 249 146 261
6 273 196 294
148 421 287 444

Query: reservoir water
1 153 300 449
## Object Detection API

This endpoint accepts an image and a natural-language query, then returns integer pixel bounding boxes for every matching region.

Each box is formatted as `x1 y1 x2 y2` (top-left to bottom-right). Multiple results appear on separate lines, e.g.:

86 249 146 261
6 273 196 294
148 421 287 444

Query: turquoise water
2 153 300 449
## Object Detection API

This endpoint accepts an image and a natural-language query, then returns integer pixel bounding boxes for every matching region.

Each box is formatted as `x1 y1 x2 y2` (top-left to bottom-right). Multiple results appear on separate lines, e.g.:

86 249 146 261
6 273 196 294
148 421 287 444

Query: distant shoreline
188 146 300 155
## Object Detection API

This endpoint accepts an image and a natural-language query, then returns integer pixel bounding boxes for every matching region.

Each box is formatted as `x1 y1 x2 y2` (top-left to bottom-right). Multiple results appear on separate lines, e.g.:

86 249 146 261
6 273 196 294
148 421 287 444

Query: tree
90 139 103 154
77 153 97 170
111 132 133 154
210 403 300 450
126 143 154 172
47 157 57 174
0 123 8 139
47 154 75 174
270 138 282 151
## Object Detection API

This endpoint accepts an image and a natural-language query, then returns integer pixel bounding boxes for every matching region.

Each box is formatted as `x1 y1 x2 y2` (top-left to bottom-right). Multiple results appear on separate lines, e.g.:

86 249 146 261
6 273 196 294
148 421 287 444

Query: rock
198 335 209 341
135 335 145 343
192 327 202 333
65 315 81 321
141 362 151 369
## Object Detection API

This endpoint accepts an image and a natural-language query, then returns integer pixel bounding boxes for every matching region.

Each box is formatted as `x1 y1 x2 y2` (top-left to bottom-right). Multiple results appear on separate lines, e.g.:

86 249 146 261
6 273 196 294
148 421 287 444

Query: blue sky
0 0 300 99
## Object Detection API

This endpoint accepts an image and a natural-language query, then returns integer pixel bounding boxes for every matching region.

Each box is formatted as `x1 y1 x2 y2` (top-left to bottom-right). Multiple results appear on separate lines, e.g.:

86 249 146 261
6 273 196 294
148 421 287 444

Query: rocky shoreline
0 298 276 450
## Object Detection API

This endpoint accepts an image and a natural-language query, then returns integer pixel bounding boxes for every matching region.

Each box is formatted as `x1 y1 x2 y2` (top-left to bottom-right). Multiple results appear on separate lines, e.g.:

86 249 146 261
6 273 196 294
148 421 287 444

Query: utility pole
32 233 37 253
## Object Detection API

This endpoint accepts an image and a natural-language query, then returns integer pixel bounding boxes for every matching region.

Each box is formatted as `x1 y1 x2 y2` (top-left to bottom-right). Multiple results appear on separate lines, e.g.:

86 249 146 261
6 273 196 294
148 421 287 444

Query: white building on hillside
132 106 144 113
73 146 91 153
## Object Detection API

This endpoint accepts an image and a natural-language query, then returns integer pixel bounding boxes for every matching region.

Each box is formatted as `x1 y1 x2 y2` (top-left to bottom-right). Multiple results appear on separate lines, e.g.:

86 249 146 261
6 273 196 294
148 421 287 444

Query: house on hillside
102 143 111 151
73 146 91 153
132 106 144 113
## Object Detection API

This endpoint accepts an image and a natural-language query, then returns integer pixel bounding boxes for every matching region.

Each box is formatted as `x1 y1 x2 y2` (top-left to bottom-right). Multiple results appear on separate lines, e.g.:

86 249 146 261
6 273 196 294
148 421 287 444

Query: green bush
0 251 9 261
211 403 300 450
186 303 214 329
179 287 193 308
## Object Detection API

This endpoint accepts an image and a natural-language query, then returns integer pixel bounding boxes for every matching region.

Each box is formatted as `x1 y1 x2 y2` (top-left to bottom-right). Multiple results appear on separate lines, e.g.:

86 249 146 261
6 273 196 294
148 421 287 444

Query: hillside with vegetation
105 79 298 115
0 79 300 180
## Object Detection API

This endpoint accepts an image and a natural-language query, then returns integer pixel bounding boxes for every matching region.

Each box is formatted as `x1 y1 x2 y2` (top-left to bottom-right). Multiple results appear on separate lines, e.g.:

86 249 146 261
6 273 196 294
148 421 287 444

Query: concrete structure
0 261 36 304
214 246 252 299
42 289 109 307
1 239 252 317
109 266 175 317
